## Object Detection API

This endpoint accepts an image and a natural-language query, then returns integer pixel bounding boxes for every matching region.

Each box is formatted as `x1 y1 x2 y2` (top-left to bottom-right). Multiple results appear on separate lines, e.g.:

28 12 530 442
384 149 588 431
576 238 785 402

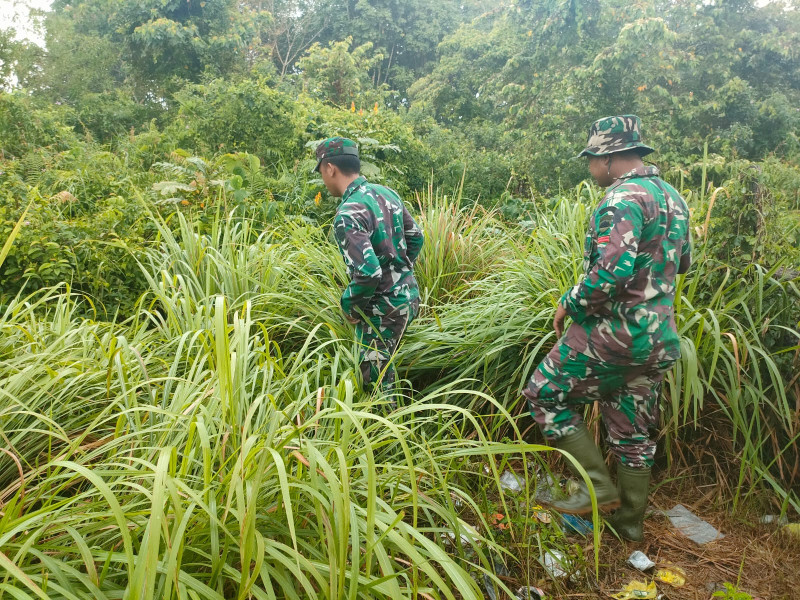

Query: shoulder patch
597 212 614 232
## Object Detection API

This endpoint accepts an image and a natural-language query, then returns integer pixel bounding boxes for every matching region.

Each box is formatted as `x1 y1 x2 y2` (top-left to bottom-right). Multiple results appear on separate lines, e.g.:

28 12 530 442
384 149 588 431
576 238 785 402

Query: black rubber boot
548 424 620 515
606 463 651 542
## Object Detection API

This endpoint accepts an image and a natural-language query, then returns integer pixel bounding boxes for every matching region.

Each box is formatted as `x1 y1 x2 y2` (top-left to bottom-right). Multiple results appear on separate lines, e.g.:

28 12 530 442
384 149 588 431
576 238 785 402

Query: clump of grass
1 181 798 597
1 286 566 598
413 183 512 305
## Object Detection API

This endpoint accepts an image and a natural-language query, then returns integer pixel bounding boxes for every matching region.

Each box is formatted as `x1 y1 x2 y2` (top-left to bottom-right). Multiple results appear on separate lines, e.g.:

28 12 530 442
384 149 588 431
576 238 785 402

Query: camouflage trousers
354 298 419 403
522 341 674 468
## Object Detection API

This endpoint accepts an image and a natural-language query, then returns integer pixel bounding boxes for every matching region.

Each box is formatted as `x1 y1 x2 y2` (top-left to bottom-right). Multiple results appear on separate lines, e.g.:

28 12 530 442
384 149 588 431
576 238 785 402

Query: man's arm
333 211 382 319
560 197 644 322
402 204 424 264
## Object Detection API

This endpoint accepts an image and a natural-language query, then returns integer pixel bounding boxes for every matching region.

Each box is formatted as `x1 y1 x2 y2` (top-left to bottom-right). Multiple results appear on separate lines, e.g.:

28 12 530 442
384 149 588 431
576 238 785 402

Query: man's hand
344 313 359 324
553 304 568 338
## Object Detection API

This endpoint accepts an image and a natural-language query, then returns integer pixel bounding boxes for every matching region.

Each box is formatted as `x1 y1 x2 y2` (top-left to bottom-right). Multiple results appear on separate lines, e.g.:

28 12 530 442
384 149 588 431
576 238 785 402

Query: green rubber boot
548 424 620 515
606 464 651 542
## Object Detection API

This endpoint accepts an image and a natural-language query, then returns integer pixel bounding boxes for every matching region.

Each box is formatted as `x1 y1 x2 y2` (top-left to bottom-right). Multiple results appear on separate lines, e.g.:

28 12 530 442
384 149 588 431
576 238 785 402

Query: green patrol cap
577 115 654 158
314 136 359 172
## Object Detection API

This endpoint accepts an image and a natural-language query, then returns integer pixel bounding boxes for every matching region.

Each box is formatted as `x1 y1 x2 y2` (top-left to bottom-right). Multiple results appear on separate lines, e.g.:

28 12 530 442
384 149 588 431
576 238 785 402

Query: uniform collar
615 165 660 182
342 176 368 202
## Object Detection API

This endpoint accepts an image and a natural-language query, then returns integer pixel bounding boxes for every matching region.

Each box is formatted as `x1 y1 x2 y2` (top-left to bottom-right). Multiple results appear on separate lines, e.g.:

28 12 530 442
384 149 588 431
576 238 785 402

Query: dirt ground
590 486 800 600
476 420 800 599
485 463 800 600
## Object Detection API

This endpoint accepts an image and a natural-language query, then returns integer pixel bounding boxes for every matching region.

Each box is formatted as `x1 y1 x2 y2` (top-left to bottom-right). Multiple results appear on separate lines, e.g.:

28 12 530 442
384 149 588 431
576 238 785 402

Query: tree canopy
1 0 799 196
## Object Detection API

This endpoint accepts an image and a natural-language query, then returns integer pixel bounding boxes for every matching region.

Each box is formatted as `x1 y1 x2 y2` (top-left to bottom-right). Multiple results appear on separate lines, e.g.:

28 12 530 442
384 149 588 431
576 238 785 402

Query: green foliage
0 189 149 314
0 26 34 88
299 37 384 106
411 0 800 192
0 92 78 159
712 582 754 600
1 2 800 594
698 161 800 268
301 98 429 196
56 0 258 87
169 76 304 164
0 211 573 598
311 0 490 95
0 181 798 597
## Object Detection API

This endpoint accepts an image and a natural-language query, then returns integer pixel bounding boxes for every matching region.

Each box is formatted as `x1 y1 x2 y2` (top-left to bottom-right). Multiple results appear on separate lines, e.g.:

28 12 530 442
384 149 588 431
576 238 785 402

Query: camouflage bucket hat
577 115 654 158
314 136 359 172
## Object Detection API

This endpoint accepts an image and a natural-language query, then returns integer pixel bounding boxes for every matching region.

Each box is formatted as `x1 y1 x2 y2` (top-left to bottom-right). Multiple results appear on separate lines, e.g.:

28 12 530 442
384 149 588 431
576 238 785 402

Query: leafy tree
0 28 27 89
408 19 511 125
41 0 263 98
167 76 304 164
310 0 491 95
246 0 327 77
299 36 383 106
0 92 78 159
411 0 800 192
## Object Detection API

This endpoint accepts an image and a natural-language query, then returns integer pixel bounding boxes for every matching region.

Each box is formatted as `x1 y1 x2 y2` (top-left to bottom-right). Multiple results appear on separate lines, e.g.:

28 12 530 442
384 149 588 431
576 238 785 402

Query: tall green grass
1 286 568 598
0 182 798 597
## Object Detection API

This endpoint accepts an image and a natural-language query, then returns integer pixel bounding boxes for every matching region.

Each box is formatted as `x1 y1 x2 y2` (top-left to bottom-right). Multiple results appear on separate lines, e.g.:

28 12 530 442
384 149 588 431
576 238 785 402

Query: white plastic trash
499 470 525 493
627 550 656 571
666 504 725 544
541 549 569 578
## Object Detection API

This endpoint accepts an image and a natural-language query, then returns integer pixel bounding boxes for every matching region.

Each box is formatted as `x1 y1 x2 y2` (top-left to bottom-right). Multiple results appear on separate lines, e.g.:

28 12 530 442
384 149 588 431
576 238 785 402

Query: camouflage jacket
560 166 692 365
333 176 424 320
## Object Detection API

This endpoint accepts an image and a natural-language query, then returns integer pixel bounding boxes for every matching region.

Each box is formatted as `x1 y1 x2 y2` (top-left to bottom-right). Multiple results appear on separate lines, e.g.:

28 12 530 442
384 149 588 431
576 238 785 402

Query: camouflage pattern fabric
333 175 424 395
314 136 359 172
560 166 692 366
356 299 419 404
523 163 691 466
523 341 672 468
577 115 654 158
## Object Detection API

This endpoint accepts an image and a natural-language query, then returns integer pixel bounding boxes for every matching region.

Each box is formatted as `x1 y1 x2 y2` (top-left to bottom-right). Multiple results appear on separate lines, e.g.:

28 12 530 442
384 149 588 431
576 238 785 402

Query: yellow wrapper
655 567 687 588
611 580 657 600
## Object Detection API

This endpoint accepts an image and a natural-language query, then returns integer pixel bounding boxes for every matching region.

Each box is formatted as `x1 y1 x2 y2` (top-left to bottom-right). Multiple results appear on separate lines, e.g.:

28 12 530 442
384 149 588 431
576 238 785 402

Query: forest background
1 1 800 598
1 0 800 307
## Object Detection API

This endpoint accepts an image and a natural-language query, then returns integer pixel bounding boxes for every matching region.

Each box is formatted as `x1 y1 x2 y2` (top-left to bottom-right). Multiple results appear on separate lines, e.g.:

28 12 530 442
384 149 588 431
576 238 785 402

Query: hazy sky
1 0 51 45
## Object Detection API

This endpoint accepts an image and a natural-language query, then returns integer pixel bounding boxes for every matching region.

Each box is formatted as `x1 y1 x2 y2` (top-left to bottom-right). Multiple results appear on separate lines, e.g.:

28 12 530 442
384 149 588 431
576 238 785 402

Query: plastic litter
516 585 546 600
533 510 552 524
535 473 559 503
759 514 789 525
450 493 464 509
782 523 800 537
611 580 657 600
706 582 725 594
666 504 725 544
627 550 656 571
499 470 525 493
654 566 686 588
561 513 593 536
483 574 498 600
540 549 570 579
528 503 552 524
441 522 481 548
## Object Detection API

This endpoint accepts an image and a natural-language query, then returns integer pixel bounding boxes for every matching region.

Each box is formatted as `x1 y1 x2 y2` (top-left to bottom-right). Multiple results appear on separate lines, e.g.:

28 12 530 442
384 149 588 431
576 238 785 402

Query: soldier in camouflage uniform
315 137 424 408
523 116 692 541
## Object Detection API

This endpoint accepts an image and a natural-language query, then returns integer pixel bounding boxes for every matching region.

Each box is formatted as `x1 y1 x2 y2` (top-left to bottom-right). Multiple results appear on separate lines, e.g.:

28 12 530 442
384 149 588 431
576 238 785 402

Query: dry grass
595 483 800 600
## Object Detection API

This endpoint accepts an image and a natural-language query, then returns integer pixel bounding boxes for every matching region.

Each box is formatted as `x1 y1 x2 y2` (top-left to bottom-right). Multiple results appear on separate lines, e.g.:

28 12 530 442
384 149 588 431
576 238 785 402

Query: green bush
0 93 78 159
168 77 304 165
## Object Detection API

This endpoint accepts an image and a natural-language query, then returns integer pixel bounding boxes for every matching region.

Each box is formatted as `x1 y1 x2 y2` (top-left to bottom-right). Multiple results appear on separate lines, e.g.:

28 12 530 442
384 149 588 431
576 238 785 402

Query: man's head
578 115 653 187
314 137 361 196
